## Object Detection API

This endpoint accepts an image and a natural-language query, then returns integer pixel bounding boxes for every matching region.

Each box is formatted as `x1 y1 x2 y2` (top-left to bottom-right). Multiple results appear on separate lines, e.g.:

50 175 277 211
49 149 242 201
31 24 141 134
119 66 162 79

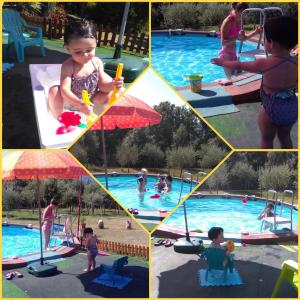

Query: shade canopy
2 151 87 180
90 94 161 130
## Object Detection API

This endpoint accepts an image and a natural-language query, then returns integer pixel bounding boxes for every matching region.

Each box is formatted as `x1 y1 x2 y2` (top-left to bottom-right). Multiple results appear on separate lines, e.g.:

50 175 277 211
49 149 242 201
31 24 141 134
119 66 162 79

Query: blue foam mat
92 273 133 289
199 268 243 286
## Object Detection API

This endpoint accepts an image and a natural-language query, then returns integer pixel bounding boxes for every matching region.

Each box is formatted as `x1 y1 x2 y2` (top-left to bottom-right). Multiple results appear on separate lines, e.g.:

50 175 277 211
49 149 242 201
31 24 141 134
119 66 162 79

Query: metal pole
113 3 130 59
183 201 190 242
77 176 82 237
101 117 108 189
37 177 44 265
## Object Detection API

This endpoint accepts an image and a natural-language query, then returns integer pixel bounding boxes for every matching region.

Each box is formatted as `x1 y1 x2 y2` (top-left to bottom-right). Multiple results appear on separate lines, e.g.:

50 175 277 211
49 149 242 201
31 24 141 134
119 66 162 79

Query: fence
21 14 148 55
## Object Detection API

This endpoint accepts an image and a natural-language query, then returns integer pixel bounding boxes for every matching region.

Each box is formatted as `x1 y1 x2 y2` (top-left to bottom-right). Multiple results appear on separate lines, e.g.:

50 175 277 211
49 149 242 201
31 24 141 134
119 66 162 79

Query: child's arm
95 58 124 93
243 27 262 40
60 61 93 115
211 58 265 73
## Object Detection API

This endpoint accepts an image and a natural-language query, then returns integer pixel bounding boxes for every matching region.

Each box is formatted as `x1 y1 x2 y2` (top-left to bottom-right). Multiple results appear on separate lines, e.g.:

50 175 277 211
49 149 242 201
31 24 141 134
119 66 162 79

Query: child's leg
219 53 235 79
92 256 96 270
48 86 64 119
92 91 113 115
277 126 294 149
258 106 276 148
86 251 92 271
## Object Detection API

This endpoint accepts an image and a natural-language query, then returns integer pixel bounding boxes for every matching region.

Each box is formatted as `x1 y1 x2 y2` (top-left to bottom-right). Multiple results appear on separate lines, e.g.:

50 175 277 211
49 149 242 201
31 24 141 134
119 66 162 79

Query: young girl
218 2 261 81
83 227 98 272
48 19 124 119
212 16 298 149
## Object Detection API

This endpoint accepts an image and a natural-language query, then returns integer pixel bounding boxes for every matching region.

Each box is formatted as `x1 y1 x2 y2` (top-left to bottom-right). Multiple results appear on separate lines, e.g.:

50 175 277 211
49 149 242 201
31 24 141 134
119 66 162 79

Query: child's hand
113 77 124 90
80 103 94 116
211 58 223 66
238 30 246 40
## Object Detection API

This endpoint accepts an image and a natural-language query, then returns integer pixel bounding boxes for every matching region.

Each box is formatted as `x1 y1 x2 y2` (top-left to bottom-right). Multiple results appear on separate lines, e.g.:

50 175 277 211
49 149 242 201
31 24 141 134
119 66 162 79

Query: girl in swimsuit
219 2 261 82
212 16 298 149
42 198 58 250
48 19 124 119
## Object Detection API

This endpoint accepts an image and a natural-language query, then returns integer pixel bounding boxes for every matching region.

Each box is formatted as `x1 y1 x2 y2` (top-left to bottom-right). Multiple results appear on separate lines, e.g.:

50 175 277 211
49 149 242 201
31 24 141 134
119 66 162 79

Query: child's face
65 37 97 64
213 231 224 244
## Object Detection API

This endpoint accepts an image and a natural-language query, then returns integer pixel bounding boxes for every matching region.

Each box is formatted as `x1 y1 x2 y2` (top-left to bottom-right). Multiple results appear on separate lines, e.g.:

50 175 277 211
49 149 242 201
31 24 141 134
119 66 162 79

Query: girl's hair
264 16 298 50
64 19 97 45
208 227 224 240
231 2 238 10
235 2 249 12
50 198 58 206
83 227 93 235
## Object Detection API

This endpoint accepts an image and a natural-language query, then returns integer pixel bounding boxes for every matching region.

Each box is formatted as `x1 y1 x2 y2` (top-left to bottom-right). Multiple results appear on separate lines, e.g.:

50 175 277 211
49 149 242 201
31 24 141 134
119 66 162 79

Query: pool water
2 225 62 258
164 197 298 233
151 34 257 86
96 175 197 211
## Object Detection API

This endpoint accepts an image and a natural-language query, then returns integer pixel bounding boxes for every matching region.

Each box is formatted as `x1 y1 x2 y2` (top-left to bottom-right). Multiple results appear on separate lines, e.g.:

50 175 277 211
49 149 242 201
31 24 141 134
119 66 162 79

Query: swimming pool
151 33 257 86
2 225 62 258
96 175 197 211
164 197 298 233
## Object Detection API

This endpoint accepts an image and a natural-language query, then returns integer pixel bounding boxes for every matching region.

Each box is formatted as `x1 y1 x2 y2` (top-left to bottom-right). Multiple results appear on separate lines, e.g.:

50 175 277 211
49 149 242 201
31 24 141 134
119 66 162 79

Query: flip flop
164 240 173 247
132 209 139 215
13 271 23 278
5 272 14 280
154 239 166 246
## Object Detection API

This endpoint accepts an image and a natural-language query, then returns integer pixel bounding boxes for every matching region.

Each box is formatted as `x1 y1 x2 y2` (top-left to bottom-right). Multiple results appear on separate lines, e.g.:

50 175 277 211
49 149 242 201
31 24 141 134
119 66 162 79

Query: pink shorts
218 48 237 61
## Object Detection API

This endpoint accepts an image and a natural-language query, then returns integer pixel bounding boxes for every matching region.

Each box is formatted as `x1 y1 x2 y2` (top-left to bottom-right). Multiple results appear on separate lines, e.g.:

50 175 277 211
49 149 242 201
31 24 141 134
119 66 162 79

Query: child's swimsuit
260 57 298 127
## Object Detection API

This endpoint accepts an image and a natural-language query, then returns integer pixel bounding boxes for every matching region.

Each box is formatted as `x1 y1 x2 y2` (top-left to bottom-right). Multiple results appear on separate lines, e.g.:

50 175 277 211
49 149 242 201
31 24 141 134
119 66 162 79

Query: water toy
226 240 235 252
108 63 124 105
187 74 204 93
242 197 247 204
150 194 160 199
82 90 98 126
56 111 82 135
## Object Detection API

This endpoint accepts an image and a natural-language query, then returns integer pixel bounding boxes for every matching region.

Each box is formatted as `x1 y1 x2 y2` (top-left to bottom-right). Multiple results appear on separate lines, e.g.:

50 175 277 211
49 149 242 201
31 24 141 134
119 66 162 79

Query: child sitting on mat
83 227 99 272
48 19 123 119
211 16 298 149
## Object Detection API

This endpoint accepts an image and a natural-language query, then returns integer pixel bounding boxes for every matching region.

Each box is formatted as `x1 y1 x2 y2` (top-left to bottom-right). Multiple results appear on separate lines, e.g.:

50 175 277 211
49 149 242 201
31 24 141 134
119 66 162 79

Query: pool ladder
178 172 194 204
51 214 75 247
260 189 295 232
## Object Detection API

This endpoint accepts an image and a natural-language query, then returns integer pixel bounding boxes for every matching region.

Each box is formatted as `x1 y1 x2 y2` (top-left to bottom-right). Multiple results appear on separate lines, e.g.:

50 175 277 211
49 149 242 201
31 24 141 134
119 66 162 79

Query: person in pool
42 198 58 250
48 19 124 119
258 202 275 220
141 168 148 185
155 175 165 192
163 175 172 193
218 2 261 82
137 176 147 193
212 16 297 149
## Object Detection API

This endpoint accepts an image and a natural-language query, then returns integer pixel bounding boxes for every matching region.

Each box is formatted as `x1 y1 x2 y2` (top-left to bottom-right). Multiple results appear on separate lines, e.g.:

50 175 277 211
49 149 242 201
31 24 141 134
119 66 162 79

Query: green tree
140 143 165 167
116 142 139 172
202 163 229 193
200 144 226 169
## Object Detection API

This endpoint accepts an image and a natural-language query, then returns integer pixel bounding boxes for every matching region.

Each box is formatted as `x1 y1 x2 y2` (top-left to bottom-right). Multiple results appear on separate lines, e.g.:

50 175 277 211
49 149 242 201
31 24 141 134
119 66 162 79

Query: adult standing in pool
42 198 58 250
218 2 261 83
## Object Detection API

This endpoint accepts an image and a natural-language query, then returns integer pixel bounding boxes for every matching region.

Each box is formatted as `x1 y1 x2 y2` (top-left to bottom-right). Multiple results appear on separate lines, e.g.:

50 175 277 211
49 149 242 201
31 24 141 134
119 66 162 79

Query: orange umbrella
2 150 87 265
89 95 161 189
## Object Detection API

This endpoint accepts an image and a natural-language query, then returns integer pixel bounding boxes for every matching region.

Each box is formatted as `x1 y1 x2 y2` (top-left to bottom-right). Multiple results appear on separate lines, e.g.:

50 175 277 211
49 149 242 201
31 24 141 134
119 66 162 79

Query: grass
3 209 149 246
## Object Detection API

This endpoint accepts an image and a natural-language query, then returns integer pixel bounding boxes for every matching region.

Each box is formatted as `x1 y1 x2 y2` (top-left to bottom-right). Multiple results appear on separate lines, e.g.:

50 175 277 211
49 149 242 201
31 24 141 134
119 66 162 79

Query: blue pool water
165 197 298 233
2 225 62 258
96 175 197 211
151 33 257 86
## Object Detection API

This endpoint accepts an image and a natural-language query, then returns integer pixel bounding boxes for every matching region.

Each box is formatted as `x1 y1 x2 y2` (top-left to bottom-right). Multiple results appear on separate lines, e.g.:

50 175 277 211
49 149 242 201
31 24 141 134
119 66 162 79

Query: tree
140 143 165 167
259 164 292 191
116 142 139 172
202 163 229 193
199 144 226 169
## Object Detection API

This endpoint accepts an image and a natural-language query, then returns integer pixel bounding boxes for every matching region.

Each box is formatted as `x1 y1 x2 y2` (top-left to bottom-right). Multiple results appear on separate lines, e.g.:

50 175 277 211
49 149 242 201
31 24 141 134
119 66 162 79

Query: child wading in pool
163 175 172 193
48 19 124 119
83 227 98 272
212 17 298 149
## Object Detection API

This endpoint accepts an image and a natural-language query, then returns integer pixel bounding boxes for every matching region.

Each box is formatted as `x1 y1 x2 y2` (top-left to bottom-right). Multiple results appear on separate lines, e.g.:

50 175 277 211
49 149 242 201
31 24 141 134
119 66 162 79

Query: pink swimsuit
42 205 55 232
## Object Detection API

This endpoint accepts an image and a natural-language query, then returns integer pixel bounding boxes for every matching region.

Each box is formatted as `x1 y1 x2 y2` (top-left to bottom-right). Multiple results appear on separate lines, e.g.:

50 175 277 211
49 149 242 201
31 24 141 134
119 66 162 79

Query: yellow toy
82 90 98 126
109 63 124 105
226 240 235 252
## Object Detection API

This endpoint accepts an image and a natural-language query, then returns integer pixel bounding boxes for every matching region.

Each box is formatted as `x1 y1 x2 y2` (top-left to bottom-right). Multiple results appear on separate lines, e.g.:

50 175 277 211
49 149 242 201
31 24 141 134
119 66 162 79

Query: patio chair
271 260 298 297
3 9 45 62
99 256 129 284
203 248 234 282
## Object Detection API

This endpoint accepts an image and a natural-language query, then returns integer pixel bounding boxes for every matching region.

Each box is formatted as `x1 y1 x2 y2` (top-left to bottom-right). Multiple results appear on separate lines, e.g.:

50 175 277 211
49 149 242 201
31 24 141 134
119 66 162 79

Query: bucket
187 74 203 92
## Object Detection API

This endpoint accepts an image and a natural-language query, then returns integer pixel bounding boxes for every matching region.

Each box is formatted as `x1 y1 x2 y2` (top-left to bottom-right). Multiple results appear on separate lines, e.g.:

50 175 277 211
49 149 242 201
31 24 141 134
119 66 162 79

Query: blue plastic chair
3 9 46 62
99 256 128 284
203 248 234 282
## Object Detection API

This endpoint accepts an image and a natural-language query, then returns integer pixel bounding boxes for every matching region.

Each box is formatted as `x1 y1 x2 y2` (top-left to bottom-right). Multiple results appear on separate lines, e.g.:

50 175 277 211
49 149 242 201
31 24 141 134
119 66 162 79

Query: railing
21 14 148 55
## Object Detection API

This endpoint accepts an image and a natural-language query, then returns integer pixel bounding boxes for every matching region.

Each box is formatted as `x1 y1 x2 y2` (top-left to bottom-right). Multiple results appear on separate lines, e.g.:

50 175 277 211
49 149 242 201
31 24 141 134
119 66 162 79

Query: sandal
154 239 166 246
164 240 173 247
132 209 139 215
5 272 15 280
13 271 23 278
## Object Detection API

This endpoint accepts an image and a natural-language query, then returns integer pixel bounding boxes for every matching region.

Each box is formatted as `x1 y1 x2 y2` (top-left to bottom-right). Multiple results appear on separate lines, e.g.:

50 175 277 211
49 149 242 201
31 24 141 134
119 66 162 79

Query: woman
218 2 261 82
42 198 58 250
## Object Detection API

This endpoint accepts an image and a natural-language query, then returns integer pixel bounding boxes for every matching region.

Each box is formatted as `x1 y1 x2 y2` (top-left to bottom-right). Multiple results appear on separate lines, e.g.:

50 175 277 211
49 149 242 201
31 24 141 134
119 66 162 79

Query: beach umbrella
113 2 130 59
2 151 87 265
90 94 161 189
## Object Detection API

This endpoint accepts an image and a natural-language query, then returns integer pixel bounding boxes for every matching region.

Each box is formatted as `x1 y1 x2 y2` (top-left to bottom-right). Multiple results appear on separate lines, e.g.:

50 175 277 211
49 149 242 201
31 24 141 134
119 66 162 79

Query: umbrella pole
37 177 44 265
113 2 130 59
183 201 190 242
77 176 82 237
101 117 109 189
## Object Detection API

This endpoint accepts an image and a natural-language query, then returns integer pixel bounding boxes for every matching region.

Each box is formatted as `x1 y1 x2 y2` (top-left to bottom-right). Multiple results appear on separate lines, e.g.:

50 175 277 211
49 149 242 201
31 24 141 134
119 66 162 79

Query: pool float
226 240 235 252
56 111 82 135
150 194 160 199
108 63 124 105
82 90 98 126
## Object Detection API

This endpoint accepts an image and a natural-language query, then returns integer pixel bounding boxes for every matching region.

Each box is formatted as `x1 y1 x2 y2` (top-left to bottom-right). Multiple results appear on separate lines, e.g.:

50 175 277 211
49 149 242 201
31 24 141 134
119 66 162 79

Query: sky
125 68 187 107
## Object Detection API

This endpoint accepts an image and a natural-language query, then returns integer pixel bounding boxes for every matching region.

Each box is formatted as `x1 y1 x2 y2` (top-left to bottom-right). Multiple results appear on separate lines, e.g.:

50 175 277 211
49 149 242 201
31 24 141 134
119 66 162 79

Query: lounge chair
271 260 298 297
3 9 45 62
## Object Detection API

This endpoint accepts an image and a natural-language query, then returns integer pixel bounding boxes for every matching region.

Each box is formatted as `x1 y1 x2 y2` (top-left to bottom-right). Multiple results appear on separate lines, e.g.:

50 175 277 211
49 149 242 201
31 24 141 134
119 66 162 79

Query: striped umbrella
2 150 87 265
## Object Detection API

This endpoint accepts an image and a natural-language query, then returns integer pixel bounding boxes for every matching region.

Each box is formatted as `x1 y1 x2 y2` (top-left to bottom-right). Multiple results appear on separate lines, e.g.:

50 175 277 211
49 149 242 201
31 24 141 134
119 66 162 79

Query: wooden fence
21 14 148 55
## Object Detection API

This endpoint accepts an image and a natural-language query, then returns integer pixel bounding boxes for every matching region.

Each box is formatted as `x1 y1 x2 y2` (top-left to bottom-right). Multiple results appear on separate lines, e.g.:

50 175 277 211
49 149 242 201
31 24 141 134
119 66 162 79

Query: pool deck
151 240 298 297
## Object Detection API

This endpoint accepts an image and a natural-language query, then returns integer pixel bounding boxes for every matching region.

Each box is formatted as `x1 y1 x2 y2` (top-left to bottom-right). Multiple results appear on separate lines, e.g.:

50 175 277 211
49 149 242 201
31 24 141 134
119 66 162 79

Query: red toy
56 112 82 135
150 194 160 199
